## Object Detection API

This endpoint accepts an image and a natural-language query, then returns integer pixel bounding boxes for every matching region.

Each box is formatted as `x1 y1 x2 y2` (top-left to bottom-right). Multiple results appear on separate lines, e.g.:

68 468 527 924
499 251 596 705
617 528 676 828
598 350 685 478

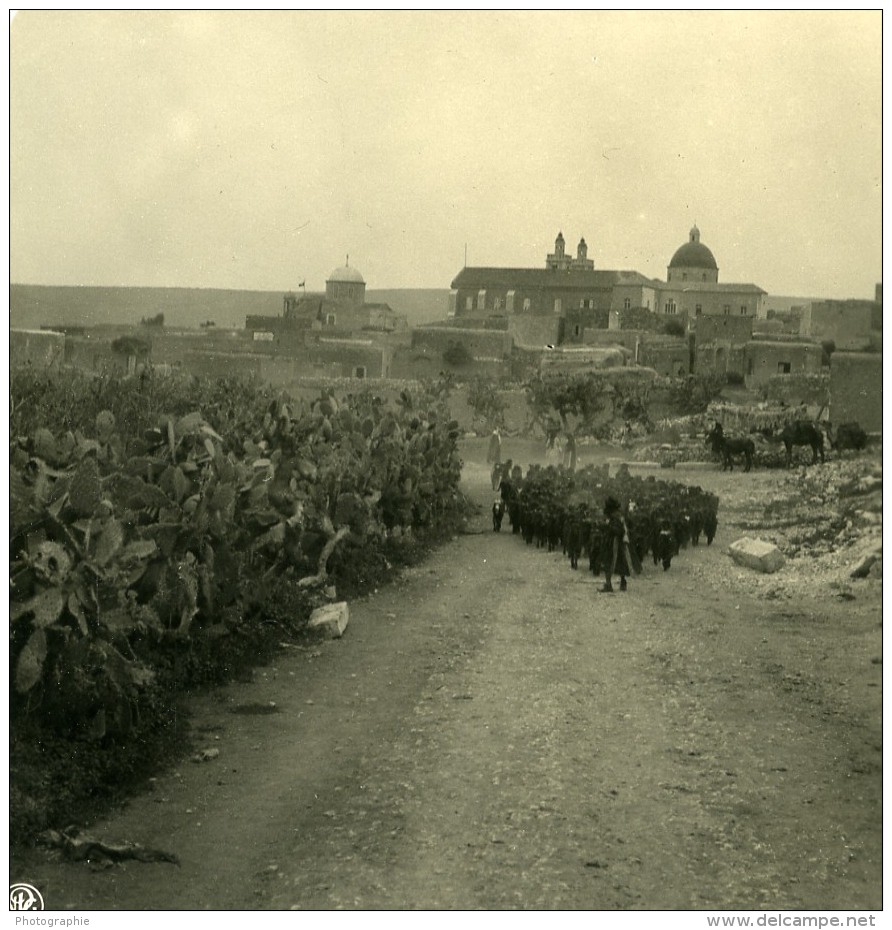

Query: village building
449 226 765 352
799 294 880 351
246 260 407 345
743 337 824 387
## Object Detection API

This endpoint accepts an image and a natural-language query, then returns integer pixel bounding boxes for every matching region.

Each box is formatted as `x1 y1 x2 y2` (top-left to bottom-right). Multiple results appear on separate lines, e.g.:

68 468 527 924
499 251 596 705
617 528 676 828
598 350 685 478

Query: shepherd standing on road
600 496 636 593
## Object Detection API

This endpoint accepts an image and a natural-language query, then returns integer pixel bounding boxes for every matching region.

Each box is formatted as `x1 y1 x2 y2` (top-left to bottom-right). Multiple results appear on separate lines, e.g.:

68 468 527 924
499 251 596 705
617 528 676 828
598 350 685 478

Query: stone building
743 338 823 387
690 315 753 379
247 260 407 344
449 226 765 349
658 226 766 320
799 298 879 351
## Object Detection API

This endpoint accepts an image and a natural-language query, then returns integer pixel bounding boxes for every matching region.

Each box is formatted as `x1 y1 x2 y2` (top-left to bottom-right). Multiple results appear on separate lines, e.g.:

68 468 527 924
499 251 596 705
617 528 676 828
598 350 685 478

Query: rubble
692 450 883 602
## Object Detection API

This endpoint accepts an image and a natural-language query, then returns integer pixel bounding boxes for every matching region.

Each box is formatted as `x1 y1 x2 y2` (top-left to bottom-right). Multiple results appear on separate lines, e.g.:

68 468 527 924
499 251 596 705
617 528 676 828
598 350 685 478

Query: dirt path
14 456 882 910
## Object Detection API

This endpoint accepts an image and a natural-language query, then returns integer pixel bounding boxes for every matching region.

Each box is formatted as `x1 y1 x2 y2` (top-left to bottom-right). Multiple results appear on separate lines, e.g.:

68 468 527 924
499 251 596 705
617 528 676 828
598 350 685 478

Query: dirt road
14 452 882 910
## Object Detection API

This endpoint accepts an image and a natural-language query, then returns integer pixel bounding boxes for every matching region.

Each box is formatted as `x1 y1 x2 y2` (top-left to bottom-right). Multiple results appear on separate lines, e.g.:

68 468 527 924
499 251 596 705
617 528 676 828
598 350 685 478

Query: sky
8 10 883 299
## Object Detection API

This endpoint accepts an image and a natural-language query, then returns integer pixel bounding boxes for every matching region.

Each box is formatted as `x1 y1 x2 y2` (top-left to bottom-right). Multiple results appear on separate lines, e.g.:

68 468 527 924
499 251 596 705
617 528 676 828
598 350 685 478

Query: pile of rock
710 452 882 601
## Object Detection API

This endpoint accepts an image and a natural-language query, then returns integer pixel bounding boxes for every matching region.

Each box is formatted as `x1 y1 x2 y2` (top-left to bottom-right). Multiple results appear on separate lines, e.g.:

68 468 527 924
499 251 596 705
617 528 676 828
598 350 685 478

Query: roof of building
680 282 766 295
328 264 365 284
450 267 658 290
669 240 718 270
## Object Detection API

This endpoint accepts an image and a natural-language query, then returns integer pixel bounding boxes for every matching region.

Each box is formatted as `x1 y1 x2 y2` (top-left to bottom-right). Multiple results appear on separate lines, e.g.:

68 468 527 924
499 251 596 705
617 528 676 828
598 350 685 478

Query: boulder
728 537 786 574
308 601 349 638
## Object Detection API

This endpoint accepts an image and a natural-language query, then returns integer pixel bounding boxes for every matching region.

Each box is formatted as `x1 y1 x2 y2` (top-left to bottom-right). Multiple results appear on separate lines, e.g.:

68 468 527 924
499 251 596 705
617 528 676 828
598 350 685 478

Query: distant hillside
9 284 451 331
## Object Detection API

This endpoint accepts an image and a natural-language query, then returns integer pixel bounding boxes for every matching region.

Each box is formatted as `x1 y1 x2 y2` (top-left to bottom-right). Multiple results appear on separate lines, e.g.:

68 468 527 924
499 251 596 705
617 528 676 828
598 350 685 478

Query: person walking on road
487 429 502 489
487 429 502 465
600 496 636 593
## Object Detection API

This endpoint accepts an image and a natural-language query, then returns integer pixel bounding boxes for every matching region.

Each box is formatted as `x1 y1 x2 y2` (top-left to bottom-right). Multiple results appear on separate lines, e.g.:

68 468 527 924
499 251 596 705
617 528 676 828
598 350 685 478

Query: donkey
778 420 825 467
707 422 755 473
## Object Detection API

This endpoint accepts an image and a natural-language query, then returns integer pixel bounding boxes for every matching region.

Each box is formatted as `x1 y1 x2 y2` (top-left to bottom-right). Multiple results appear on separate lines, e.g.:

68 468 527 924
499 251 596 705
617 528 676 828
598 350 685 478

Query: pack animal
778 420 825 467
707 423 755 473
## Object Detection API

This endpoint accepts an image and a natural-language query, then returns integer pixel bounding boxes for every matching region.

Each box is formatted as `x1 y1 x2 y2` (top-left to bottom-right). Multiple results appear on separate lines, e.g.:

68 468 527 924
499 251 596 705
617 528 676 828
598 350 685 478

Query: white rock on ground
728 537 786 574
308 601 350 638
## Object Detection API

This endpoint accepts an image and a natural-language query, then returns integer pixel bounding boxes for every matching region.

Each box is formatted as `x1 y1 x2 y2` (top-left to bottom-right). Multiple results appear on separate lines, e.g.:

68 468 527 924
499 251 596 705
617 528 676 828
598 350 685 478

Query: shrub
663 319 687 338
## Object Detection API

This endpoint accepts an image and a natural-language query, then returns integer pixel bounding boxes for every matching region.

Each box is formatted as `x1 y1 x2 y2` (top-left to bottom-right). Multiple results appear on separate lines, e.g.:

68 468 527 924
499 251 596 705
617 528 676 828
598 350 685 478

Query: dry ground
10 439 882 911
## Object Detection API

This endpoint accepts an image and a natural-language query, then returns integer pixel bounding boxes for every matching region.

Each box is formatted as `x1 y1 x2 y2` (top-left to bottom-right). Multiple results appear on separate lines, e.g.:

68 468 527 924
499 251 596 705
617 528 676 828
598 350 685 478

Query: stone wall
507 315 562 348
411 326 514 359
829 352 883 432
11 329 66 368
693 315 753 343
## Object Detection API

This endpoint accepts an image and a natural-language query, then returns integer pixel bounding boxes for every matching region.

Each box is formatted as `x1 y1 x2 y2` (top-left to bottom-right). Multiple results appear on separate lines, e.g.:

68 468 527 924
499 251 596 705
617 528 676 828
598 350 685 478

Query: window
723 305 731 316
326 313 337 326
702 274 707 281
465 296 473 311
573 325 581 337
682 273 687 281
695 304 703 317
740 305 747 315
493 296 502 311
506 290 515 313
523 297 531 311
623 298 631 310
477 290 486 311
664 300 677 315
777 361 791 374
354 366 367 379
553 298 562 315
346 285 353 299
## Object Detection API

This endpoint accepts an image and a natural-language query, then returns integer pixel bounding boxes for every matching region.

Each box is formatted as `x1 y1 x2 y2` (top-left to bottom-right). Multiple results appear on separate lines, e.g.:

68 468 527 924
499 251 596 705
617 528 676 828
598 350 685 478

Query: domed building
667 225 718 284
277 256 404 332
325 260 366 305
244 254 407 379
658 225 764 321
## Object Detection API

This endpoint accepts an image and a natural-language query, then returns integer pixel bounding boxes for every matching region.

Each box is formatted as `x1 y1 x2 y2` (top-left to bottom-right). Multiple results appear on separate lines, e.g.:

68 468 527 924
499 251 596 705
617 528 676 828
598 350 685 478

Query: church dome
327 264 365 284
668 225 717 270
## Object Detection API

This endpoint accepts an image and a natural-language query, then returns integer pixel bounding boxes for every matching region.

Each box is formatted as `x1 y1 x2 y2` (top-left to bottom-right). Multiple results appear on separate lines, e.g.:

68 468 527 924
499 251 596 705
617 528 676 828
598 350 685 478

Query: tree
140 312 165 328
467 376 507 430
110 335 151 358
523 371 611 437
667 372 726 413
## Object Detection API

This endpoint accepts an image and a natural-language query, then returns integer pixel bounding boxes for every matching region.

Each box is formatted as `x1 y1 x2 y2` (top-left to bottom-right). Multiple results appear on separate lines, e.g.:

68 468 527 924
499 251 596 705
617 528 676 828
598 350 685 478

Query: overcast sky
9 10 882 299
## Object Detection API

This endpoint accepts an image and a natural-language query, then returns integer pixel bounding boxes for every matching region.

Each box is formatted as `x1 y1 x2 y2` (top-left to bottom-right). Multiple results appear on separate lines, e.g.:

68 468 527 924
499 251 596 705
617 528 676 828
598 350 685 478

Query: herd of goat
487 418 867 578
492 464 720 577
